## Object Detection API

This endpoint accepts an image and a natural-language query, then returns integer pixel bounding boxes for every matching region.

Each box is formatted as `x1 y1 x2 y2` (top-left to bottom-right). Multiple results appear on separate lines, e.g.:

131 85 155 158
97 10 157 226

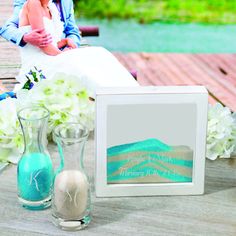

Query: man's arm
63 0 81 47
0 3 29 46
0 0 52 47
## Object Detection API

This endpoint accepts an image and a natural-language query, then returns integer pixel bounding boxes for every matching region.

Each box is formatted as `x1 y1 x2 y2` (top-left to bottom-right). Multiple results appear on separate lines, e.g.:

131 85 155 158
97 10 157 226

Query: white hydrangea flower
0 98 23 163
1 72 94 163
206 103 236 160
17 72 95 134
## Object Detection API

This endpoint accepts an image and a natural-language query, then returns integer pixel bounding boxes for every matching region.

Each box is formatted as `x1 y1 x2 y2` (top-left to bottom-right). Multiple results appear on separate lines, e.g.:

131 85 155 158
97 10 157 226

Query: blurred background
74 0 236 53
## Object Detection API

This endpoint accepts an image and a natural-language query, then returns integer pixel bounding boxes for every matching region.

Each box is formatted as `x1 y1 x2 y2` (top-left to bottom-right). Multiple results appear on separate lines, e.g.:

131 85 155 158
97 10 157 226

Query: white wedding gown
18 2 138 97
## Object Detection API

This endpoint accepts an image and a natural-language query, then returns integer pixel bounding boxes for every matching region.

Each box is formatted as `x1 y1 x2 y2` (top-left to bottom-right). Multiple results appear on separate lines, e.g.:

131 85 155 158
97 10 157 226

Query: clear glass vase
52 123 91 231
17 106 53 210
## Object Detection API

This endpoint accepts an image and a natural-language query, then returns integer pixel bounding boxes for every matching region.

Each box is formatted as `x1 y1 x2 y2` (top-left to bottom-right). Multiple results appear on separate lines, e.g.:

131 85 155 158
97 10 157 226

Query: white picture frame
95 86 208 197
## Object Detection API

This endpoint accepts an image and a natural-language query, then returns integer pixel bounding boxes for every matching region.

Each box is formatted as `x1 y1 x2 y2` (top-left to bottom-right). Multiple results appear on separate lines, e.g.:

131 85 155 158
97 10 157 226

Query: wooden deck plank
141 53 188 85
163 54 198 85
164 54 218 103
217 54 236 75
158 54 219 104
164 54 218 104
0 0 13 26
0 79 18 92
193 54 236 94
195 54 236 87
180 54 236 109
122 53 156 86
146 54 174 85
0 67 19 78
189 55 236 110
168 54 226 92
131 53 166 86
225 54 236 66
115 53 218 105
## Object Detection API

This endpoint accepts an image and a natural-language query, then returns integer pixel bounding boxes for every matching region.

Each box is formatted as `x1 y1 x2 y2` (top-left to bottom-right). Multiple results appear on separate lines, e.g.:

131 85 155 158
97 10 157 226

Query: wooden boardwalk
114 53 236 110
0 0 21 84
1 0 236 111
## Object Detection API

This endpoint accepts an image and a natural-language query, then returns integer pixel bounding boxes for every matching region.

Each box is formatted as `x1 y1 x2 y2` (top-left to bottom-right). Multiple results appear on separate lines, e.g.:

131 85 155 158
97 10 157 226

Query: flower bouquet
0 67 95 165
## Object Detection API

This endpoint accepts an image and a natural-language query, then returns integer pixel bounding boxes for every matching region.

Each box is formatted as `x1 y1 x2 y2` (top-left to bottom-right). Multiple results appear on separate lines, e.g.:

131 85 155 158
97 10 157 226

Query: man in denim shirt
0 0 81 48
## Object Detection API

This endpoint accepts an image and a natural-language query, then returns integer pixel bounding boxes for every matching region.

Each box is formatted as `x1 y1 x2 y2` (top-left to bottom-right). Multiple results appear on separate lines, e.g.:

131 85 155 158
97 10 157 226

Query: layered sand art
107 139 193 184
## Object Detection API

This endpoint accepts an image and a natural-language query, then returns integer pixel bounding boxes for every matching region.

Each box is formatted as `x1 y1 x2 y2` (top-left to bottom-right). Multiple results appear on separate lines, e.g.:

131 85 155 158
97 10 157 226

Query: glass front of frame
106 104 196 185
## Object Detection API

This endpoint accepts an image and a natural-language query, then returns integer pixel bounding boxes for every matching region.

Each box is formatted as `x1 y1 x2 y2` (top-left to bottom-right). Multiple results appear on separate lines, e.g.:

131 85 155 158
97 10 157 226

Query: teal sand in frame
107 138 193 184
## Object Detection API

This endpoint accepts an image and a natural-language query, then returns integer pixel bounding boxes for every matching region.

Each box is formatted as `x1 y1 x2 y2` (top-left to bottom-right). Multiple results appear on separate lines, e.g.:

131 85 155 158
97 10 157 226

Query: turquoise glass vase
17 106 53 210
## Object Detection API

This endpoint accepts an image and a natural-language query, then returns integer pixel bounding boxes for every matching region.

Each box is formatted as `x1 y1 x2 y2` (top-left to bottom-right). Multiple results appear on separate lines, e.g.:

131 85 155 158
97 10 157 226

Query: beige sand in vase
53 170 89 219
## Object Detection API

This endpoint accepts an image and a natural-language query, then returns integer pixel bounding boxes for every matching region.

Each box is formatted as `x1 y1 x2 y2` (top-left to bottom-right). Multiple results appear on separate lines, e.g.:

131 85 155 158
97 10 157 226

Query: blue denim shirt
0 0 81 47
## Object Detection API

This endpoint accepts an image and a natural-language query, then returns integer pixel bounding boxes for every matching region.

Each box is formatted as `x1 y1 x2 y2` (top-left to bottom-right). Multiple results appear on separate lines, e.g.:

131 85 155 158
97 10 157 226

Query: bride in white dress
18 0 139 97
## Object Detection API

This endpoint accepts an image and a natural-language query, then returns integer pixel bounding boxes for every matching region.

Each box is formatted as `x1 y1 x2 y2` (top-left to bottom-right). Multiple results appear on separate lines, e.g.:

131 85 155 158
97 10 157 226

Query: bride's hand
62 47 71 52
57 38 77 52
66 38 77 49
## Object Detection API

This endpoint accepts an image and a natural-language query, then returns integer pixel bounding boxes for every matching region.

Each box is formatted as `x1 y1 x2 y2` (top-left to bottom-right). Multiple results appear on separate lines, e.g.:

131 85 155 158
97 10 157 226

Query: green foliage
74 0 236 24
